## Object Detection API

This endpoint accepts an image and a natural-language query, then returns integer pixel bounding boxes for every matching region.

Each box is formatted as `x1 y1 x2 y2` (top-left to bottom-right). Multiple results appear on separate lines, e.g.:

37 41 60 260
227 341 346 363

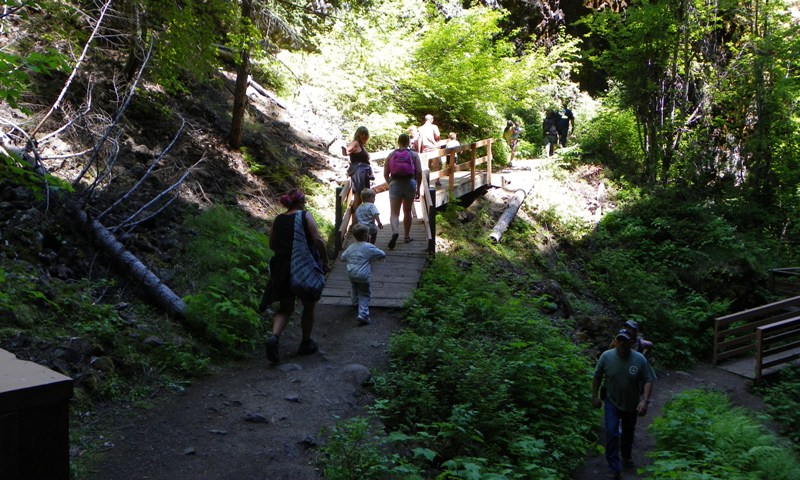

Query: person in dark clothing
543 109 559 156
557 106 574 148
342 126 374 214
592 329 656 479
263 189 330 364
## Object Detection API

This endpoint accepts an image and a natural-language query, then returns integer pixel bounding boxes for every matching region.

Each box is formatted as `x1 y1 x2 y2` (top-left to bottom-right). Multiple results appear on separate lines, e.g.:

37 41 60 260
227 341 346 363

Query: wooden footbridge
713 268 800 384
318 139 495 307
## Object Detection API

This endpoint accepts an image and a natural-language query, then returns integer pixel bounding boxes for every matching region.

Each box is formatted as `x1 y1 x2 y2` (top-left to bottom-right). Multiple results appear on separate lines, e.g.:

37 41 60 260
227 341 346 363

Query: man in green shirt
592 329 656 479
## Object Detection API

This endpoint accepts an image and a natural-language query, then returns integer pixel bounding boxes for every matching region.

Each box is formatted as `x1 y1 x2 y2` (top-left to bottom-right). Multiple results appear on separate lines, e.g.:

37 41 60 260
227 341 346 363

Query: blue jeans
603 401 638 473
350 280 371 319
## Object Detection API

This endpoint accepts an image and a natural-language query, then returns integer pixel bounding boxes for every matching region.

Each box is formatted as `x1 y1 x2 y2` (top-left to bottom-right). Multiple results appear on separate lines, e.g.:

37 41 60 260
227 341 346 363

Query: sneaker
357 316 371 326
388 233 399 249
265 335 280 364
622 458 635 469
297 339 319 355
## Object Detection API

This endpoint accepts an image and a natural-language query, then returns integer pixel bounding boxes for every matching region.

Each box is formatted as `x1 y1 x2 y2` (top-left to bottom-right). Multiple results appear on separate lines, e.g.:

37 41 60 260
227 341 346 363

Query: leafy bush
583 191 771 366
181 205 270 357
647 390 800 479
370 256 597 477
578 98 643 182
762 366 800 448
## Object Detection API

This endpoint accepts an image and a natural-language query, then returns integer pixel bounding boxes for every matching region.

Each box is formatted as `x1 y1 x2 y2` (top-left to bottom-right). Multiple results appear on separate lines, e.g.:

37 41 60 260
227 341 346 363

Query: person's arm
383 151 393 184
374 212 383 229
591 375 603 408
305 212 330 272
640 339 654 358
344 140 359 156
413 152 423 193
637 382 653 416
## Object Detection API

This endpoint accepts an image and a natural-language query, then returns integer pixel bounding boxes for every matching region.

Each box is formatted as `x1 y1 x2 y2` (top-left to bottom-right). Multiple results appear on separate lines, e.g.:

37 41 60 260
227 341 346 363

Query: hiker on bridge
263 189 330 364
343 126 374 214
503 120 522 163
384 133 422 249
592 328 656 479
418 114 443 186
340 223 385 326
355 188 382 245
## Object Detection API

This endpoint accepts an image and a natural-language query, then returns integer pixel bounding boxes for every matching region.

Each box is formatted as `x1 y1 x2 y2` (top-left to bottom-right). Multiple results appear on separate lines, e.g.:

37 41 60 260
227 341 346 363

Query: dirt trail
574 363 766 480
86 305 401 480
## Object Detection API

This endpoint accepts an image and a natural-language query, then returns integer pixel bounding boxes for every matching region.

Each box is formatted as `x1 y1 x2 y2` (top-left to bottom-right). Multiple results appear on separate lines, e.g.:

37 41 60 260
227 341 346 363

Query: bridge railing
334 138 494 253
713 295 800 384
769 267 800 296
756 316 800 384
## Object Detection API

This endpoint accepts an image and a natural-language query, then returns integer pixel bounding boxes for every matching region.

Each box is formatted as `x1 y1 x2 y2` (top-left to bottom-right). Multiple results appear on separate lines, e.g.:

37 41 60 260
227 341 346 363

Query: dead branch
30 0 112 137
112 155 204 233
97 115 186 221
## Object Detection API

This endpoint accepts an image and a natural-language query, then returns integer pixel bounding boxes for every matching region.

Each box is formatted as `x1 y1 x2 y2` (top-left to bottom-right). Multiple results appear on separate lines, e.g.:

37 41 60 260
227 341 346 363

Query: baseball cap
625 320 639 331
616 329 631 340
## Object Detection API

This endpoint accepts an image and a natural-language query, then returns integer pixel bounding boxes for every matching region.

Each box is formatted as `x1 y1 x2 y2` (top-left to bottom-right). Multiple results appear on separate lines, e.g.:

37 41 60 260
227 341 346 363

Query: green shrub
647 389 800 479
180 205 270 357
578 100 643 182
371 256 597 477
762 366 800 448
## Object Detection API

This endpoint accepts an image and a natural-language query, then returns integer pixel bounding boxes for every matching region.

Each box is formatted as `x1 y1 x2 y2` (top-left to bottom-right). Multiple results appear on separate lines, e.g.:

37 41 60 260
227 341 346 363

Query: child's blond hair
360 188 376 202
351 223 369 241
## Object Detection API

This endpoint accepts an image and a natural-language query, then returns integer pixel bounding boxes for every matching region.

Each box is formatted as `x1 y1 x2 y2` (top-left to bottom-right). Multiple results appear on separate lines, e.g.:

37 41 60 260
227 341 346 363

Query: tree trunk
228 0 254 150
65 200 187 317
489 188 529 243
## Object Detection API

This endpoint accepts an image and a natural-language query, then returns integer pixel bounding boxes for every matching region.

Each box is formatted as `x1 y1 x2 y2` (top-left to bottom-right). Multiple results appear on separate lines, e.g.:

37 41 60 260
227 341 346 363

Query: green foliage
646 389 800 479
181 205 269 357
762 366 800 448
370 256 597 477
0 47 69 110
578 95 643 182
583 190 779 366
143 0 238 93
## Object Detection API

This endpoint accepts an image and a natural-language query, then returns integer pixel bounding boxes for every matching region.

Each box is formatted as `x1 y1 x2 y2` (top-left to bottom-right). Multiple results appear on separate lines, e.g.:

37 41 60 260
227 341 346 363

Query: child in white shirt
340 224 386 325
355 188 382 244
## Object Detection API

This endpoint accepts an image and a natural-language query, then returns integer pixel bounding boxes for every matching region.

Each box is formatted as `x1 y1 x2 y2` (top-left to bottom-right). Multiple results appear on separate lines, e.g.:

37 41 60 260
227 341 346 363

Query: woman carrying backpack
383 133 422 249
342 126 374 215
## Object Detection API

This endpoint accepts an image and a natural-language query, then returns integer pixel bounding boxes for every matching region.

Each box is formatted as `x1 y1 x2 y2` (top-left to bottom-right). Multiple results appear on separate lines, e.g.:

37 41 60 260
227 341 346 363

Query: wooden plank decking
319 188 430 307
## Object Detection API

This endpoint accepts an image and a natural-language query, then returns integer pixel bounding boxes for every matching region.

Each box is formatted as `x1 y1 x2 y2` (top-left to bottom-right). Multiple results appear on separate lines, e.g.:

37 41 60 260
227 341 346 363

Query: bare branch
97 115 186 221
30 0 112 137
73 38 153 187
112 156 205 233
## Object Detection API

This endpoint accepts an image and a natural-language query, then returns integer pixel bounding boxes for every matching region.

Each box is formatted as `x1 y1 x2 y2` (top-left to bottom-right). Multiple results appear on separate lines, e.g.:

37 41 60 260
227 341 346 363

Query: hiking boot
297 339 319 356
622 458 635 469
607 471 621 480
357 316 370 326
265 335 280 364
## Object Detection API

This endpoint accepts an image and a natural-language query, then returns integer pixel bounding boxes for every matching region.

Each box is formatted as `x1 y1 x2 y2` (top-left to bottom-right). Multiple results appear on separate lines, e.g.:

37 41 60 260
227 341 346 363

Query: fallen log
65 201 186 317
489 188 528 243
3 132 186 318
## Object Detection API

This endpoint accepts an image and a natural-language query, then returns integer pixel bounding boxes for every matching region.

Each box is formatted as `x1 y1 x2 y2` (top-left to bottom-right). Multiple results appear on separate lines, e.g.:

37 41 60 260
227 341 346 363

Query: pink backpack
389 148 415 178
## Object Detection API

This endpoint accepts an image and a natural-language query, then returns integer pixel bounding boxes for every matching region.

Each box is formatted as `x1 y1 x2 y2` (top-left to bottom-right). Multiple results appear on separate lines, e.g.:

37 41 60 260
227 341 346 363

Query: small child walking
340 224 385 325
355 188 383 244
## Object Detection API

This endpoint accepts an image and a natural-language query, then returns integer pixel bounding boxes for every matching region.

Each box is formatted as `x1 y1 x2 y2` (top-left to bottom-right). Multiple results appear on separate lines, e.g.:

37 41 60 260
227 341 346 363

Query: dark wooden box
1 348 74 479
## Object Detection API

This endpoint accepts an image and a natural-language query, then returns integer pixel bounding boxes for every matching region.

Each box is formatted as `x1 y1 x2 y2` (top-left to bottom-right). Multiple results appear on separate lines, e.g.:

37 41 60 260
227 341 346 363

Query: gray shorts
389 178 417 201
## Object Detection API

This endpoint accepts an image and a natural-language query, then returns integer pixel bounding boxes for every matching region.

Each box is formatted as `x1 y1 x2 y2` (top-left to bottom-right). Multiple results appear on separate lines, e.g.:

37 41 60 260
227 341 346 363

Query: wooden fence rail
769 267 800 297
713 295 800 384
334 138 494 254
